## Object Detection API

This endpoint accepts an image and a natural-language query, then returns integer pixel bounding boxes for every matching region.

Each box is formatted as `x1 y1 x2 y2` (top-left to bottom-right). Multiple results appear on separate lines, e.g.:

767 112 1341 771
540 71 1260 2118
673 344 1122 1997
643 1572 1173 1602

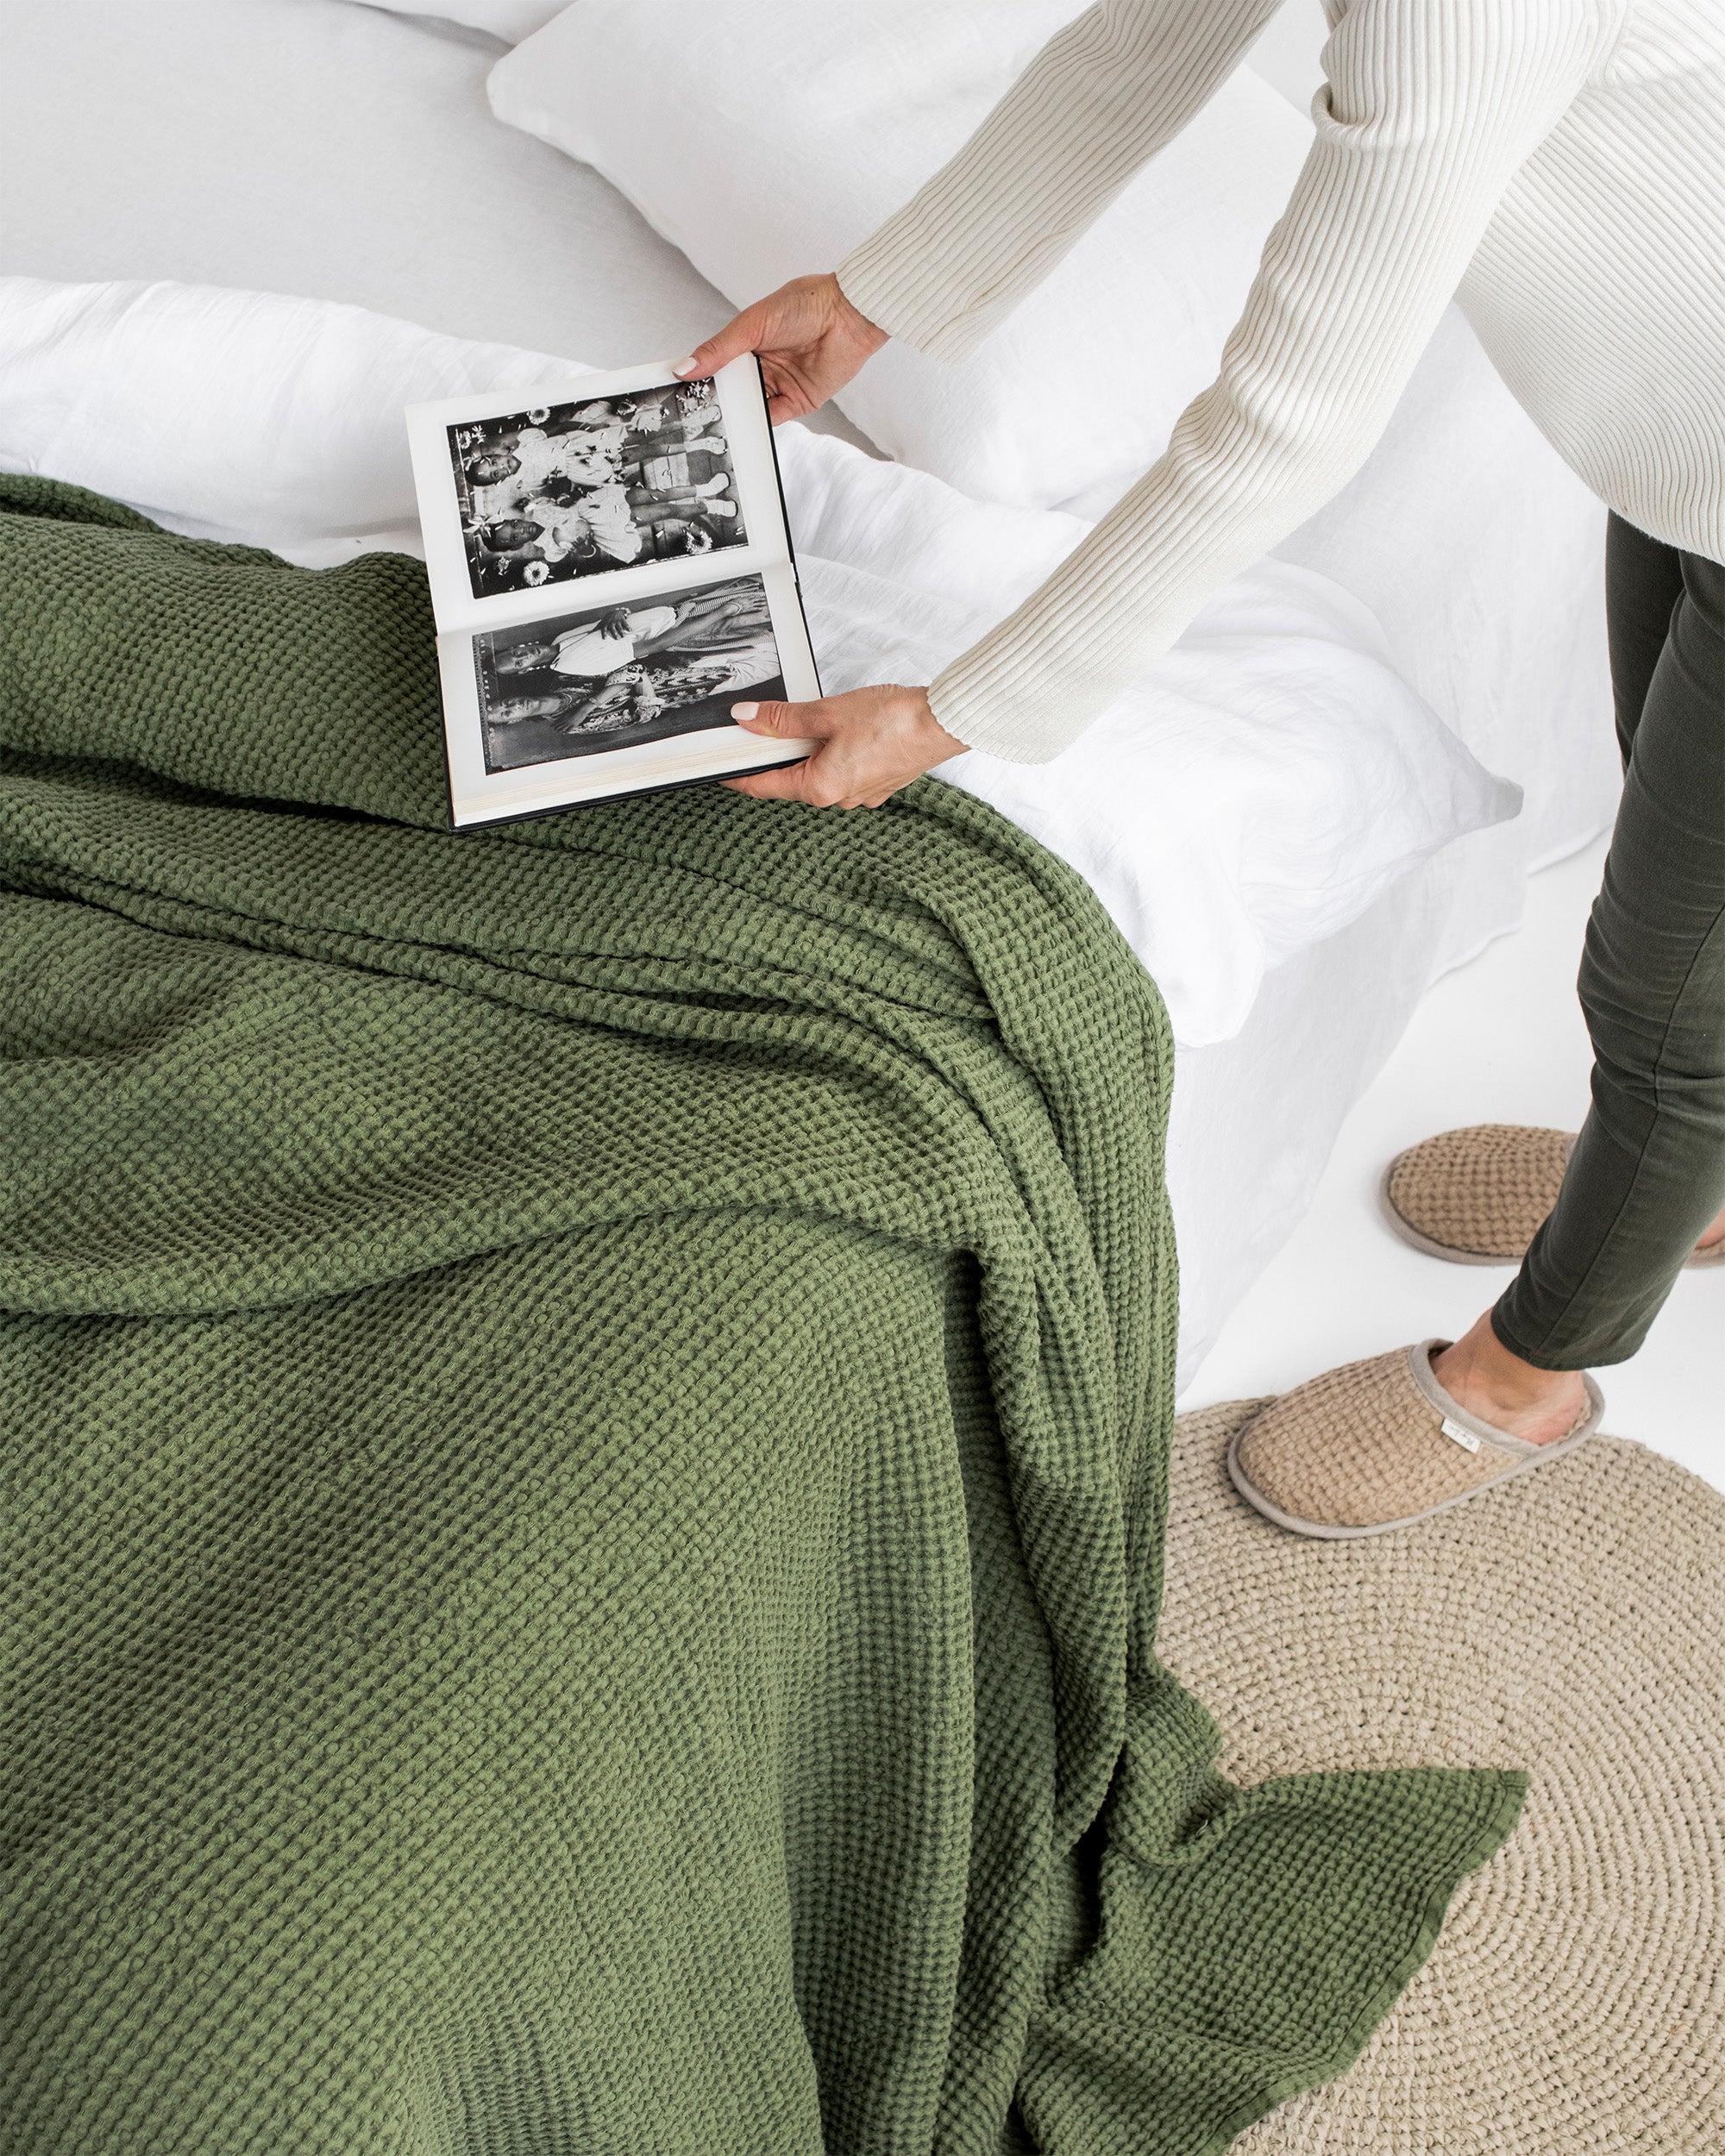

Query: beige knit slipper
1380 1123 1725 1269
1226 1338 1606 1539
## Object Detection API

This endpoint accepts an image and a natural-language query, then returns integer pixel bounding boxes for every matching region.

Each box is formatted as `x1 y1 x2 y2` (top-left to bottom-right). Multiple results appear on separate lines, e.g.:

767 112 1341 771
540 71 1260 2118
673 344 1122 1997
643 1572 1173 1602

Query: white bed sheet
0 0 1620 1386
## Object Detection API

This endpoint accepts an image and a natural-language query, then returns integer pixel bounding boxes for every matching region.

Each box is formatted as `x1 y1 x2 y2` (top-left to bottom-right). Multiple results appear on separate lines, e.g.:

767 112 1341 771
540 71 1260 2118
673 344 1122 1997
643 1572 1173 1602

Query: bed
0 3 1636 2149
0 0 1622 1390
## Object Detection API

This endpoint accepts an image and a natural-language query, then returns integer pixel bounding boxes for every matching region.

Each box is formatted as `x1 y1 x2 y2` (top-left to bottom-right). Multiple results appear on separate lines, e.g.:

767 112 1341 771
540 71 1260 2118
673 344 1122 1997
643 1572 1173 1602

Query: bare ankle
1430 1315 1587 1445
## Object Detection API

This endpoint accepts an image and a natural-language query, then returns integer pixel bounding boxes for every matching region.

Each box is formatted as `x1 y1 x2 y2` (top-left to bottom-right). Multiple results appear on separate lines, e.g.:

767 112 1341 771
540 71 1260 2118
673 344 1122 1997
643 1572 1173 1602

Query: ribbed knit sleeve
845 0 1620 765
836 0 1285 362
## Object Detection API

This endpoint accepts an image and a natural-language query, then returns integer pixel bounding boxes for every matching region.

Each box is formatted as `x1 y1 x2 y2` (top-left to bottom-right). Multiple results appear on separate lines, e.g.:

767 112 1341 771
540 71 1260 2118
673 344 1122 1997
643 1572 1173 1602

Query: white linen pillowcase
0 278 589 561
0 276 1516 1044
487 0 1315 512
342 0 562 44
775 427 1518 1036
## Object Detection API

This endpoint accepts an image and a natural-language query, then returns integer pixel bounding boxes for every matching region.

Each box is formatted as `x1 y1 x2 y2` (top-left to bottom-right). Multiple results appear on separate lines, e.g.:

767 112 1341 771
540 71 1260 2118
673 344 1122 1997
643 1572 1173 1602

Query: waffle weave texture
1386 1125 1572 1260
1230 1348 1546 1532
0 477 1523 2156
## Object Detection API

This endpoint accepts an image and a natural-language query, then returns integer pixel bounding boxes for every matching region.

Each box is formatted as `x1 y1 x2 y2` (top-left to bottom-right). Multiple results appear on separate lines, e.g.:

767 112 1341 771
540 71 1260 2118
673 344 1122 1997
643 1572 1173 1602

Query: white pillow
0 277 587 561
348 0 563 42
0 276 1517 1044
488 1 1314 511
772 428 1519 1038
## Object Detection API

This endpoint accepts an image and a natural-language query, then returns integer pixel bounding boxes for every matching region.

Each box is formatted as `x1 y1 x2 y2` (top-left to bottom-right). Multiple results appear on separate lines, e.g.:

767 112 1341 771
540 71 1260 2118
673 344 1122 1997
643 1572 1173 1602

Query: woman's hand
723 685 965 809
674 274 888 424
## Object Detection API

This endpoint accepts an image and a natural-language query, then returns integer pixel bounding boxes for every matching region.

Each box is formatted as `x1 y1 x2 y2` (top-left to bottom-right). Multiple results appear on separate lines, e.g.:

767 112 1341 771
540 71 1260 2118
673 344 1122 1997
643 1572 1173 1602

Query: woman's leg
1484 531 1725 1373
1227 528 1719 1529
1603 512 1687 768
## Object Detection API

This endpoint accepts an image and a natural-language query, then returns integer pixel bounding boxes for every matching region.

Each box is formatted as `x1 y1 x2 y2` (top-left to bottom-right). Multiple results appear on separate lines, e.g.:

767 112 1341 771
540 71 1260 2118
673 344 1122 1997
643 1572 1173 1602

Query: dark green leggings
1492 517 1725 1369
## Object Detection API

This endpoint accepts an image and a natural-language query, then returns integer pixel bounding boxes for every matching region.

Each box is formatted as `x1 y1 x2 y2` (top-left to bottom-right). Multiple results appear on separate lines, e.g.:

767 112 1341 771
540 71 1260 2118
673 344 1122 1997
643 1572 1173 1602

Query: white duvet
0 276 1517 1046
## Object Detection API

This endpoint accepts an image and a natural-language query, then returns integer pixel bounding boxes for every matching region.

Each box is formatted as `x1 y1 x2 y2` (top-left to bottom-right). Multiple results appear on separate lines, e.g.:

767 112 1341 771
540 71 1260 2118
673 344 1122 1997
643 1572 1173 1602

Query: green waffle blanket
0 477 1523 2155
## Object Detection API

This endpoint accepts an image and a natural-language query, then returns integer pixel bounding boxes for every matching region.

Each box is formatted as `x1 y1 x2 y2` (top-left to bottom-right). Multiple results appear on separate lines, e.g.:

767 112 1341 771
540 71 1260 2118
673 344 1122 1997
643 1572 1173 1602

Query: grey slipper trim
1225 1339 1606 1541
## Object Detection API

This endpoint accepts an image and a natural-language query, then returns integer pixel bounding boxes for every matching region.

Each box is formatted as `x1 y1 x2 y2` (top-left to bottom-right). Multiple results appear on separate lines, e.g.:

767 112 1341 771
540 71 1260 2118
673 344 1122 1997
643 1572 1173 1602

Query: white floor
1180 834 1722 1493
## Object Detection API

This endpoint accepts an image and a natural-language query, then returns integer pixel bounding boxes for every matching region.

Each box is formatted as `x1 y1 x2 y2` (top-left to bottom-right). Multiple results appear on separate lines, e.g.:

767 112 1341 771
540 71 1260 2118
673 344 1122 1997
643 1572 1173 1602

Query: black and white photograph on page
476 574 785 774
448 375 747 598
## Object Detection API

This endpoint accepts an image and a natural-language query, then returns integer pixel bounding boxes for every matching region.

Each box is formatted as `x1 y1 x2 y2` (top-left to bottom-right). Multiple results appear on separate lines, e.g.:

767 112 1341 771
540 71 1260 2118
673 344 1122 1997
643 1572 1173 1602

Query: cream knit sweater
836 0 1724 763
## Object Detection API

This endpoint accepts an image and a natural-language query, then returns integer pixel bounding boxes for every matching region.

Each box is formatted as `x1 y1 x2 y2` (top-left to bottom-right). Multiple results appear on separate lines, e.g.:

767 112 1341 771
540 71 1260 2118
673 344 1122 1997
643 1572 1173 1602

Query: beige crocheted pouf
1162 1400 1724 2153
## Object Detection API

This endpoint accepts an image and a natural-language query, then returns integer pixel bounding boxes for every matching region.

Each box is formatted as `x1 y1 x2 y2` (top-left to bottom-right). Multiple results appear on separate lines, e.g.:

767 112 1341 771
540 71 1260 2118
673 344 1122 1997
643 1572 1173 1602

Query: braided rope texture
2 479 1523 2154
1166 1402 1725 2153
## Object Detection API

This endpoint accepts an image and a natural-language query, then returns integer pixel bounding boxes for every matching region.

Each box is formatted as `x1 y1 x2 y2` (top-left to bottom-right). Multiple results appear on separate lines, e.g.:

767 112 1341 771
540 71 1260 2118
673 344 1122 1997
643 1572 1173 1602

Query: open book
406 356 819 827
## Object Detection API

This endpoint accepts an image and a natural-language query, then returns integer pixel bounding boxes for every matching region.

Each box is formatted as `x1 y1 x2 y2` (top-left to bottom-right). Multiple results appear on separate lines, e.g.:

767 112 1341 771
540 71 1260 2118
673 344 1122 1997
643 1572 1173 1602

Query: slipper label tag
1440 1415 1482 1454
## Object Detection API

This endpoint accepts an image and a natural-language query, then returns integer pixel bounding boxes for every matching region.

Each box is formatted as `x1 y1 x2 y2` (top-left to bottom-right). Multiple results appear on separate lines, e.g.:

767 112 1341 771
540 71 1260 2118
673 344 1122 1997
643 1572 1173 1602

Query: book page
408 356 791 636
437 560 819 826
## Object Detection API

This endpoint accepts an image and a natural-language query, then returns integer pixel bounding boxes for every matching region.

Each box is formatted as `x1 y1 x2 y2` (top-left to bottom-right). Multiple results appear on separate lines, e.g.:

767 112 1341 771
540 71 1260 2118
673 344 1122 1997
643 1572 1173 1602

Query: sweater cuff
835 227 996 367
927 657 1080 768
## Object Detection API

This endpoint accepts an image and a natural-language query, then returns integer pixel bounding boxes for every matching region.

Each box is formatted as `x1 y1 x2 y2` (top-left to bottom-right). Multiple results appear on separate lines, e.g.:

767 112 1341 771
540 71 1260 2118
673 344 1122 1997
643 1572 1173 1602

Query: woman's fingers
758 378 817 427
676 306 819 423
722 760 819 804
726 703 855 807
672 304 769 381
731 697 830 739
674 276 888 423
674 285 817 382
719 685 959 811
